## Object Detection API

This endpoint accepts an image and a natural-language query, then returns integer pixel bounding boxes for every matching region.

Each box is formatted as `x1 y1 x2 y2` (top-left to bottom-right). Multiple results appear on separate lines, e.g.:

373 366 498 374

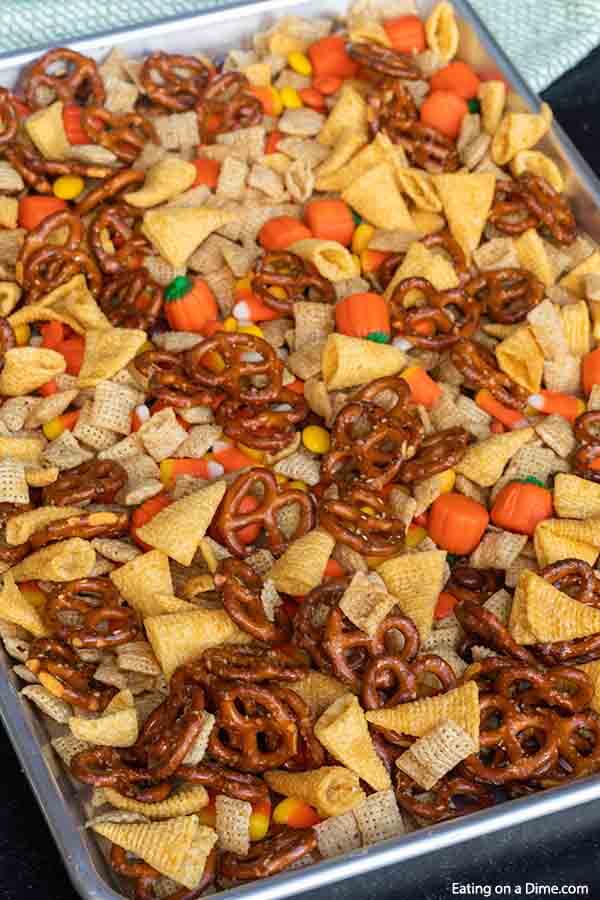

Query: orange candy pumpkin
490 478 553 536
335 292 390 342
428 492 489 555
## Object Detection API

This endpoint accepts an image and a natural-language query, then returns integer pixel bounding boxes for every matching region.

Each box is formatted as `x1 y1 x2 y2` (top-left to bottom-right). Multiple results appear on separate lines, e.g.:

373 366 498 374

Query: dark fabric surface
2 53 600 900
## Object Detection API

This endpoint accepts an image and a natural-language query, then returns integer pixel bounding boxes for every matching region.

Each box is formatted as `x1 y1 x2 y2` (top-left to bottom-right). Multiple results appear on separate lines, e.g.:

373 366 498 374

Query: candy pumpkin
335 292 390 343
490 477 553 536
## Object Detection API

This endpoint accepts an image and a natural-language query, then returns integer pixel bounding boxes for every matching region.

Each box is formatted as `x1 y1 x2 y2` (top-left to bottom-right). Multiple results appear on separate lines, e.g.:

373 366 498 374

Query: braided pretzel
347 42 421 79
140 52 211 112
252 250 335 315
462 694 559 784
185 332 283 403
198 71 263 140
220 828 317 881
213 467 315 558
81 107 158 162
390 277 481 349
319 484 407 558
293 577 349 671
215 559 291 643
26 637 116 712
450 338 529 409
0 88 18 146
23 48 105 109
208 680 298 772
398 426 470 483
395 769 495 823
215 386 308 452
29 510 129 549
90 205 148 275
323 607 420 690
45 577 139 649
465 268 544 324
99 269 163 330
42 459 127 506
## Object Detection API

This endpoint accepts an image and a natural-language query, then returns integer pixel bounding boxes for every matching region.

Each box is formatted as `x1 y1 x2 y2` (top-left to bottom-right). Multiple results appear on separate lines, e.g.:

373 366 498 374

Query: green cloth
1 1 599 92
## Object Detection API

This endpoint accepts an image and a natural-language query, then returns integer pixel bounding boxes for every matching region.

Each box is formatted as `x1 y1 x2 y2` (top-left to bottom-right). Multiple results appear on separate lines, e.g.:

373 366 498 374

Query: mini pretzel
252 250 335 315
135 349 215 409
319 484 406 558
26 637 116 712
347 42 421 79
573 411 600 483
5 142 114 195
0 536 30 566
213 467 315 558
185 332 283 403
533 634 600 666
4 144 52 194
293 577 349 671
411 654 458 697
271 684 326 771
23 48 105 109
323 606 420 691
367 79 418 140
21 209 83 268
177 760 268 802
446 566 504 605
45 577 140 649
462 694 559 784
99 269 163 329
216 386 309 452
398 426 470 483
199 71 263 139
489 179 538 235
519 173 577 245
556 712 600 778
465 268 544 324
42 459 128 506
23 245 103 301
494 664 593 715
90 205 148 275
450 338 529 409
455 598 536 664
198 644 307 683
71 746 173 802
395 769 495 823
109 844 162 900
378 229 469 291
540 558 600 608
215 559 291 643
393 121 460 173
75 169 146 217
140 52 211 112
208 681 298 772
81 107 158 162
220 828 317 881
361 656 418 709
390 277 481 349
0 88 18 146
29 510 130 549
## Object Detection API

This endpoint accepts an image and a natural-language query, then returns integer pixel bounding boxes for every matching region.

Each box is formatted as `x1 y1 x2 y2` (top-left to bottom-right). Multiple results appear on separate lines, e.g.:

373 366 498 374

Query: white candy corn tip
233 301 250 320
528 394 543 410
393 337 413 351
207 461 225 478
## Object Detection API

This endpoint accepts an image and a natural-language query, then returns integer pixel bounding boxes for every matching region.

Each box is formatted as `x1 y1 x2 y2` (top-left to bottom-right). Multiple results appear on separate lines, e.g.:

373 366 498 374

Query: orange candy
428 492 489 555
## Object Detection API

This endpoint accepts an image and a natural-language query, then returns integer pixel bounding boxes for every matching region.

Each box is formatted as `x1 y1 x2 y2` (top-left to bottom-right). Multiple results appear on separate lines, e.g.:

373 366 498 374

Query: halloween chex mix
2 0 600 896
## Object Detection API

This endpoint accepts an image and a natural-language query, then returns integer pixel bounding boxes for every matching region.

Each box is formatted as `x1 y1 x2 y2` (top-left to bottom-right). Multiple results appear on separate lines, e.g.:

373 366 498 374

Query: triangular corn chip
366 682 480 748
268 528 334 595
384 240 459 301
145 608 251 679
560 250 600 298
491 104 552 166
395 167 442 212
456 427 535 487
0 348 65 396
265 767 365 817
526 573 600 641
6 506 85 545
78 328 146 388
25 101 70 160
288 672 349 717
9 538 95 582
10 275 110 334
321 334 406 390
316 138 383 192
288 238 356 283
342 162 415 230
561 301 591 358
496 326 544 392
554 474 600 519
315 129 367 180
110 549 175 617
0 572 47 637
125 158 196 208
135 480 226 566
376 550 446 640
318 84 368 147
515 229 555 287
70 696 138 747
509 569 542 643
142 206 234 269
534 518 600 567
92 816 204 885
100 784 209 820
433 173 496 259
315 694 391 791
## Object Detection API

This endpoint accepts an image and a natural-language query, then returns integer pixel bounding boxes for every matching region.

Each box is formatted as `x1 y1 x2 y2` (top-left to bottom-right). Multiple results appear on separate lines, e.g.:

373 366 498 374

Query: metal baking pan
3 1 600 898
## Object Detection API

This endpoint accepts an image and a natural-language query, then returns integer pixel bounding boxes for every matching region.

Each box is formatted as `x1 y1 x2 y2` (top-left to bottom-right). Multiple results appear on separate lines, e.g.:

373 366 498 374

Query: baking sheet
2 2 600 898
